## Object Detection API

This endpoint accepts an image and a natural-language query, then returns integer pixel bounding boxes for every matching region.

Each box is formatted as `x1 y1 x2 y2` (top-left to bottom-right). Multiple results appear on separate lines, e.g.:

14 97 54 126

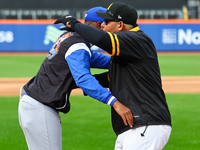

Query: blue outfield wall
139 23 200 51
0 23 65 52
0 19 200 52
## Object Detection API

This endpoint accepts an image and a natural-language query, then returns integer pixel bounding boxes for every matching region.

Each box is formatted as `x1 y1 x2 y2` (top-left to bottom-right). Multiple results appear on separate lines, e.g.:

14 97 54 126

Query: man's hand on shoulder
54 15 80 31
54 15 77 25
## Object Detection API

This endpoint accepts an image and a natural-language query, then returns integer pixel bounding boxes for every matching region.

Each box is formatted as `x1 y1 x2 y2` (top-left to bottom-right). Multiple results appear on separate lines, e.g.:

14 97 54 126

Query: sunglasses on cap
104 19 120 25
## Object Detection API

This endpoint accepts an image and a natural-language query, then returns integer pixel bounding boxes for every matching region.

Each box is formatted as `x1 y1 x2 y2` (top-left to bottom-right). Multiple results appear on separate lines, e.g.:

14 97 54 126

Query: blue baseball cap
84 7 107 23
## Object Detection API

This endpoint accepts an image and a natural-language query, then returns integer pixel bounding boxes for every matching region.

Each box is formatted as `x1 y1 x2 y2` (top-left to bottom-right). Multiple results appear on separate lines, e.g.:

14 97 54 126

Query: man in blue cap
84 7 105 28
18 6 133 150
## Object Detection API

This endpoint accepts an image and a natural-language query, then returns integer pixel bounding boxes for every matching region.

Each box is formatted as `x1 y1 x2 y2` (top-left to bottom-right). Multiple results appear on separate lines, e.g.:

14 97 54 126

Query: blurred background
0 0 200 19
0 1 200 150
0 0 200 52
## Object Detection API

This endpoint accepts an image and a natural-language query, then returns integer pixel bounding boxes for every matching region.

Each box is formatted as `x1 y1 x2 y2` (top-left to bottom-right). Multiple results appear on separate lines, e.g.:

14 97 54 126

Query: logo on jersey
47 32 72 60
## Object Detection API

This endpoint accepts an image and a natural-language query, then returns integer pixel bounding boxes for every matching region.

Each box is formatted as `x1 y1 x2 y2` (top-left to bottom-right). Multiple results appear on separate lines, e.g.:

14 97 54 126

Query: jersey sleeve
90 50 111 69
65 42 117 106
73 22 122 57
73 23 113 54
73 22 146 60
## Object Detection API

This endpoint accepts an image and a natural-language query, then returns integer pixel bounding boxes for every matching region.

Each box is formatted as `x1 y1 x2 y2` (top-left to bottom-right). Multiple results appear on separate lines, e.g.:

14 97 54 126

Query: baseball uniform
68 2 172 149
18 6 119 150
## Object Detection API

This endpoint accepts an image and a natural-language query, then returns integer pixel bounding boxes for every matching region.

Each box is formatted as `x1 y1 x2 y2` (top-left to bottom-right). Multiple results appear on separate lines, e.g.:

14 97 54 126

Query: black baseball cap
96 2 138 26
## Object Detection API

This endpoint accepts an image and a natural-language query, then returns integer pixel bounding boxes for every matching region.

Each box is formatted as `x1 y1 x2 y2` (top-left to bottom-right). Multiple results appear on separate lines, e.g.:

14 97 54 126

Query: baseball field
0 52 200 150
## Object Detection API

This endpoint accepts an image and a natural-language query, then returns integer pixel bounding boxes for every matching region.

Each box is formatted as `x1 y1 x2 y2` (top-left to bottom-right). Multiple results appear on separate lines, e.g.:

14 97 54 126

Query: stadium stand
0 0 199 20
0 9 186 19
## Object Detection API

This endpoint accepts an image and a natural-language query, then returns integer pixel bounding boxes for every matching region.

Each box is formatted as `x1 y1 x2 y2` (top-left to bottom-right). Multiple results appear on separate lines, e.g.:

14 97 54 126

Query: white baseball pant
114 125 171 150
18 94 62 150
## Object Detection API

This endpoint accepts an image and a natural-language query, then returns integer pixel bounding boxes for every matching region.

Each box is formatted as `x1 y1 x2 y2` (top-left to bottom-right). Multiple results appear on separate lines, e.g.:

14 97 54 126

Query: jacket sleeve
65 42 116 106
73 22 146 60
72 23 113 54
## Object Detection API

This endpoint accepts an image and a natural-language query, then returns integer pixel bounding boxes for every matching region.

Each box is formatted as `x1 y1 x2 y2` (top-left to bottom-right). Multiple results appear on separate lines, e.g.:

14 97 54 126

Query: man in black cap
55 2 172 150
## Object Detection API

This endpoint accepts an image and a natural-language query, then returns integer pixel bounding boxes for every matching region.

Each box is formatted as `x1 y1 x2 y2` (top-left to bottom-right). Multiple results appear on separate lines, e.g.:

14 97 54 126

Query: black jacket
73 22 171 135
24 31 110 114
24 32 88 113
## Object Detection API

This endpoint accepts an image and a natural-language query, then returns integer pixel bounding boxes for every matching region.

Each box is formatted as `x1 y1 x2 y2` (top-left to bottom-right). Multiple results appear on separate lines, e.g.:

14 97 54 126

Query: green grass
0 56 45 77
0 54 199 149
158 55 200 76
0 94 200 150
164 94 200 150
0 54 200 77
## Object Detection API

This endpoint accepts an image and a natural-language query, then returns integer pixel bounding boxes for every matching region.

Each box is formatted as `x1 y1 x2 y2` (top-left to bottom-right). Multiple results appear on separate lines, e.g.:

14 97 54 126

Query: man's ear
95 21 102 29
118 21 124 31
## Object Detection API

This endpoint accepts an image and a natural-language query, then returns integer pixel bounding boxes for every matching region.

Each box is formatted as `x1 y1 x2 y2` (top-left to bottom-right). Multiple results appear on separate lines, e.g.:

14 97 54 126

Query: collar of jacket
129 26 140 32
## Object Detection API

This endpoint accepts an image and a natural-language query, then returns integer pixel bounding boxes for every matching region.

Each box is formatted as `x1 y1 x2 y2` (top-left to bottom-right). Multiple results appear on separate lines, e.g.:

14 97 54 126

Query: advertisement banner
0 19 200 52
139 23 200 51
0 23 64 52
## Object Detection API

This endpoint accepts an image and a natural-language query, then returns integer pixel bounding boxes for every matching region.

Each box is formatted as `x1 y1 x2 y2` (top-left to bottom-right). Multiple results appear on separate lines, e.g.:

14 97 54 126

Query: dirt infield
0 76 200 96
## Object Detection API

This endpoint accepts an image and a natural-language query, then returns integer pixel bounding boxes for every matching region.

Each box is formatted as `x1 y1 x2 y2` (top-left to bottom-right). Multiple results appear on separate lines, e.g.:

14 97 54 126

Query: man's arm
54 16 113 54
66 42 116 106
72 23 113 54
65 43 133 127
70 21 121 57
